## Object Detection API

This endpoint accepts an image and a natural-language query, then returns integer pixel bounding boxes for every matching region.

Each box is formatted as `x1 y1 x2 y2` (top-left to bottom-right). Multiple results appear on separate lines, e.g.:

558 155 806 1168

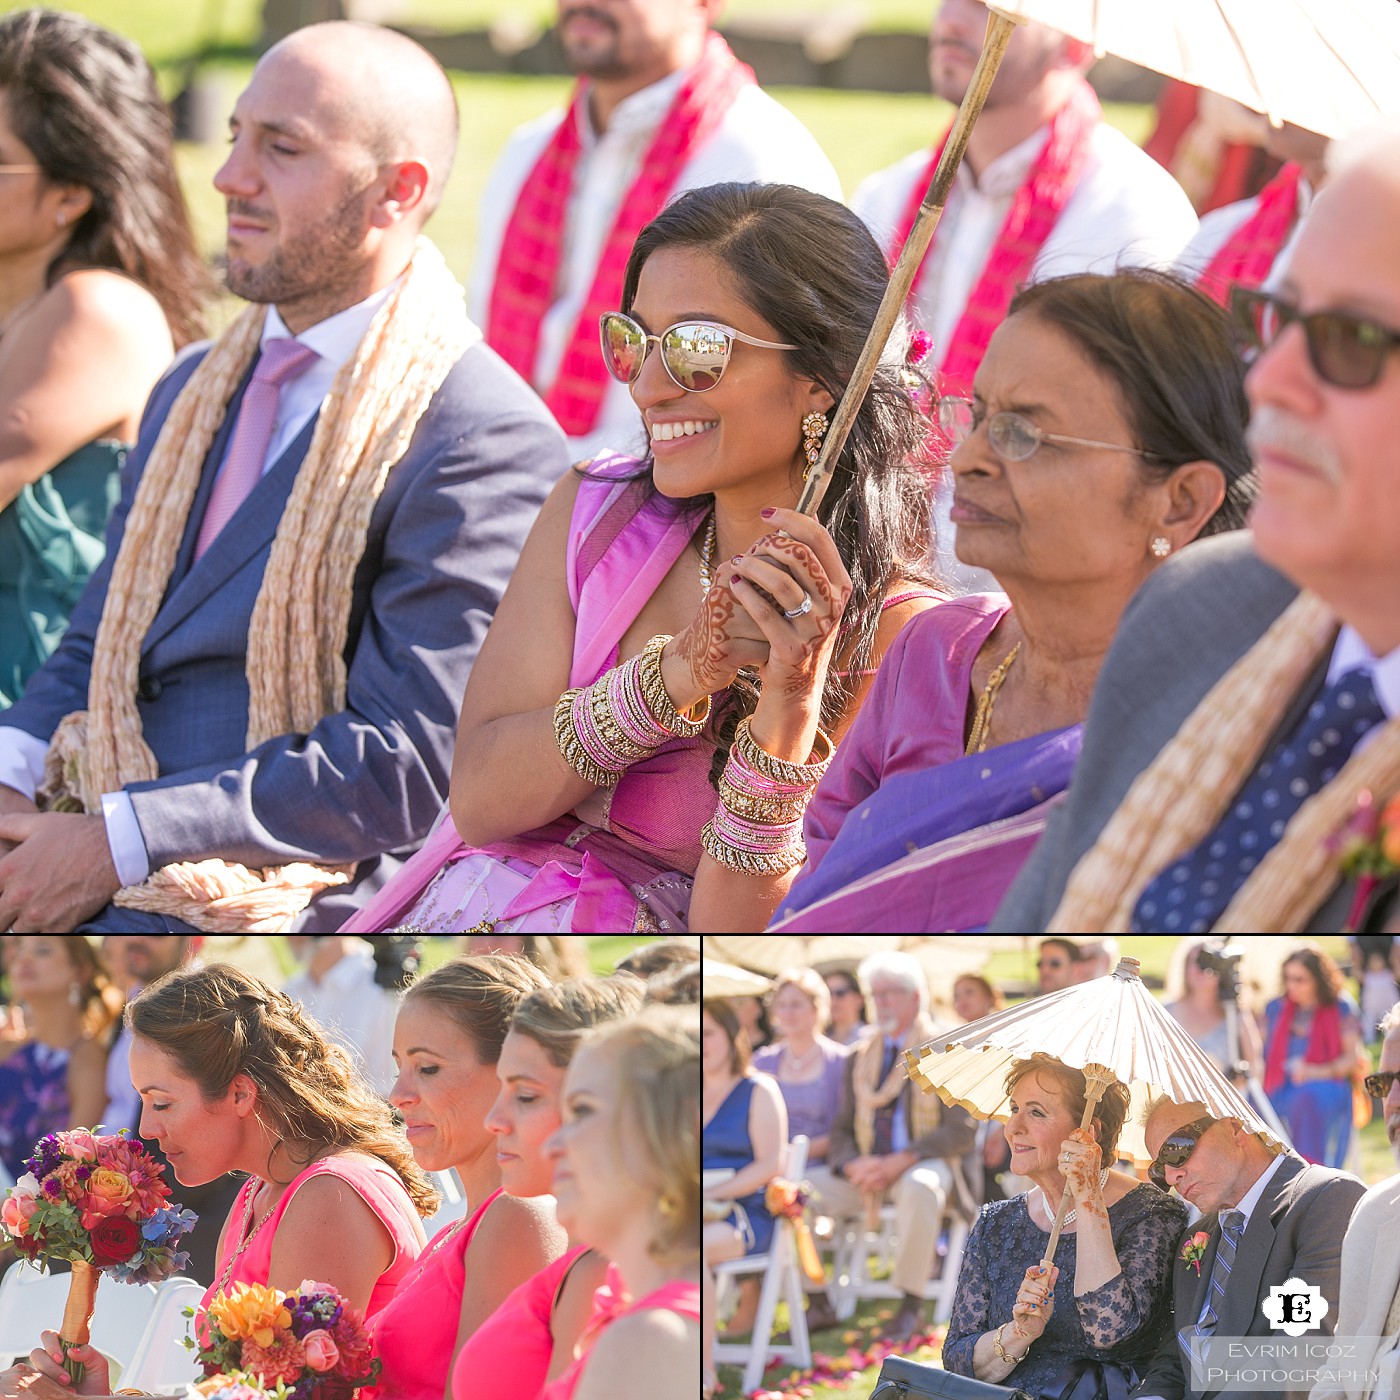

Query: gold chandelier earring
801 411 829 482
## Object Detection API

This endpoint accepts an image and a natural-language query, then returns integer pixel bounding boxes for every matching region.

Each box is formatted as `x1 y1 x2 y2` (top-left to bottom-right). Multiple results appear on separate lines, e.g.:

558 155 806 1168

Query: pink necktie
194 337 320 559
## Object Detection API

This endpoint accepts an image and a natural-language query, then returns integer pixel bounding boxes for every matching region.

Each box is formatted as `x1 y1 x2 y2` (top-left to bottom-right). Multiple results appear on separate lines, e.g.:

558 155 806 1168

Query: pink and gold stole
890 77 1101 397
485 34 755 437
1196 162 1304 307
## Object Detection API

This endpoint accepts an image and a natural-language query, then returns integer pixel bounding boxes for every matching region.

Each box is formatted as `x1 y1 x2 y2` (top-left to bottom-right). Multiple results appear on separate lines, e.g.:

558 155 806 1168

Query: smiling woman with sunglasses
771 269 1256 935
344 181 940 935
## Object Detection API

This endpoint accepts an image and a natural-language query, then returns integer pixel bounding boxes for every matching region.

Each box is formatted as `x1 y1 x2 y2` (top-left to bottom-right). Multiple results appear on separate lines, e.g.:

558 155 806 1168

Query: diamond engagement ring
783 593 813 620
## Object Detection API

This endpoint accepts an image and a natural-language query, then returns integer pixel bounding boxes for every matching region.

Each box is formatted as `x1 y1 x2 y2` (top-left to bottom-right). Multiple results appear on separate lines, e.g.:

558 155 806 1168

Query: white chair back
0 1263 157 1376
120 1276 207 1392
420 1168 469 1239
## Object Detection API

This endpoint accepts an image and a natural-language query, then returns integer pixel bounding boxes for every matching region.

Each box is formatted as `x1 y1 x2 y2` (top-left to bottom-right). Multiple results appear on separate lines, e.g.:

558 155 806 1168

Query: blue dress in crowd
702 1075 775 1256
944 1183 1188 1398
0 1040 71 1181
1263 994 1360 1168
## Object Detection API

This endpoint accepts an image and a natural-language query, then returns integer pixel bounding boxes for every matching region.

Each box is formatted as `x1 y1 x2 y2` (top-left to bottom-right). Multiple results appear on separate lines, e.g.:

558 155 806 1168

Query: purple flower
43 1178 62 1198
75 1165 92 1181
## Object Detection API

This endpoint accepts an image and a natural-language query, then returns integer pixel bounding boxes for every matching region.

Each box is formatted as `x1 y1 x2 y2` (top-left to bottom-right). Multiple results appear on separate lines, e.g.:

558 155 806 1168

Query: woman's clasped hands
663 507 853 737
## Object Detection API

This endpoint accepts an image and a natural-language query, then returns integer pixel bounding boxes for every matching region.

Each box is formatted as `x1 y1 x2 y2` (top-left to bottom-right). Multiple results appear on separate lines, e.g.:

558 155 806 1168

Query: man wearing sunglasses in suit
993 121 1400 935
1311 1003 1400 1400
1131 1097 1364 1400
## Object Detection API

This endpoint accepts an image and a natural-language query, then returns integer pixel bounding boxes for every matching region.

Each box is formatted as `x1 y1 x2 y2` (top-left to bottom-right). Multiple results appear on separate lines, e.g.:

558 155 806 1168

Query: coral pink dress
539 1269 701 1400
450 1244 591 1400
198 1155 424 1340
361 1187 507 1400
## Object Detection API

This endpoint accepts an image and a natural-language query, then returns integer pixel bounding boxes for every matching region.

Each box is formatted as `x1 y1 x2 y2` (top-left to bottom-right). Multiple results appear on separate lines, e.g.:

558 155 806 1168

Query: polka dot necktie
1133 667 1385 933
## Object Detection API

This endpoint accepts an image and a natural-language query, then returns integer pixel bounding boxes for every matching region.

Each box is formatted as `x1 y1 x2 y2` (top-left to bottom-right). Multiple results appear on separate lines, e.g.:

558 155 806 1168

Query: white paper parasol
906 956 1286 1264
701 958 773 999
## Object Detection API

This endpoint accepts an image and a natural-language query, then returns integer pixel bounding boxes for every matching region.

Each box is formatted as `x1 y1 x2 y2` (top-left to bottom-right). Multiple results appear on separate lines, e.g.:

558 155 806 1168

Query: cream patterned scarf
40 239 477 932
1048 590 1400 932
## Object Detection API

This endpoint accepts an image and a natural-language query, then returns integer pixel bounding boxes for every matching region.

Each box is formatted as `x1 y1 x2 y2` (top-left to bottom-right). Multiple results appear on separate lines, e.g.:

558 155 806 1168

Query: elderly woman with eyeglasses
345 181 941 935
770 269 1258 935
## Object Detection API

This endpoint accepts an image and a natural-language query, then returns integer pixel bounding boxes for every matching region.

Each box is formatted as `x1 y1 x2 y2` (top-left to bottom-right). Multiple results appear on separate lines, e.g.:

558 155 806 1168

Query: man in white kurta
470 1 841 462
852 0 1198 590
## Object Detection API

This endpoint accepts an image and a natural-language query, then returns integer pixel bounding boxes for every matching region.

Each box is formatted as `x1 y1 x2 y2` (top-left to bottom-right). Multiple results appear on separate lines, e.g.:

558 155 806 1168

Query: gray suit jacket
992 531 1396 933
1132 1154 1366 1400
7 335 568 930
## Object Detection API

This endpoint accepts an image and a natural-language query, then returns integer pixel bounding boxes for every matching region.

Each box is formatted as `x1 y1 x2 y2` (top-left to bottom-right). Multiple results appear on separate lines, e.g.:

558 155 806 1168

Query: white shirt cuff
0 727 50 801
100 791 152 887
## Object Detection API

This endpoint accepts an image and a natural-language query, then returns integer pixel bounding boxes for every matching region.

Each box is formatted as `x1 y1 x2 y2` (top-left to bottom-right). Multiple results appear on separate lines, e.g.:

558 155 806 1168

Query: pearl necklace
1037 1167 1109 1229
781 1041 822 1074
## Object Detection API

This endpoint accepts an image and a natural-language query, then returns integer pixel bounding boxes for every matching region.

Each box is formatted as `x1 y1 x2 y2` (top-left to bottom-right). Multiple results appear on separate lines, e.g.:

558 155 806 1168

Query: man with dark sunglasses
994 122 1400 935
1312 1003 1400 1400
1130 1097 1364 1400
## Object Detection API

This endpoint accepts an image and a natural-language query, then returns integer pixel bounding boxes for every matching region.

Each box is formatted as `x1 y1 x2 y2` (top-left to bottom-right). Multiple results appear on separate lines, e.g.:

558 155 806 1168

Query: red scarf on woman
1197 162 1304 307
891 77 1101 398
485 34 755 437
1263 997 1342 1095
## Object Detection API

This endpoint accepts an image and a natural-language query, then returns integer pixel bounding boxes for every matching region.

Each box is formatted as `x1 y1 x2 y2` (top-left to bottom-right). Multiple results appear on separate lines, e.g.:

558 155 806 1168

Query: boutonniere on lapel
1180 1231 1212 1275
1328 788 1400 932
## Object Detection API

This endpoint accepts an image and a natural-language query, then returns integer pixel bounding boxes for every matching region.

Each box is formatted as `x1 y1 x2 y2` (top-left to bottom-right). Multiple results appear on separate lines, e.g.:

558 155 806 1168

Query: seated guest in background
0 21 565 933
347 182 941 935
852 0 1197 591
953 973 1004 1024
702 996 785 1344
805 951 978 1338
284 934 399 1096
1310 1003 1400 1400
994 127 1400 937
540 1008 700 1400
1263 944 1362 1169
361 956 567 1400
462 935 593 979
615 938 700 981
752 967 850 1164
454 974 645 1400
1180 120 1330 305
772 271 1256 935
944 1054 1186 1397
0 936 116 1181
1037 939 1082 994
1164 938 1264 1083
0 9 209 709
1132 1097 1364 1400
824 968 870 1046
9 962 436 1398
471 0 840 460
1073 938 1118 981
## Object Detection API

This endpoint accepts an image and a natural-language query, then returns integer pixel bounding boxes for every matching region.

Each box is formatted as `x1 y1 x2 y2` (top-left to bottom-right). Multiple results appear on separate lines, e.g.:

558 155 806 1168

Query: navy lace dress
943 1183 1188 1398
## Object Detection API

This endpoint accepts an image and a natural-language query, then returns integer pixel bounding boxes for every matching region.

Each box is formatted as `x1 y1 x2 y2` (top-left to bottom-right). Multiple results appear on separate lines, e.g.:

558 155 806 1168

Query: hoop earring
801 411 828 482
1150 536 1172 558
56 211 67 229
69 983 82 1009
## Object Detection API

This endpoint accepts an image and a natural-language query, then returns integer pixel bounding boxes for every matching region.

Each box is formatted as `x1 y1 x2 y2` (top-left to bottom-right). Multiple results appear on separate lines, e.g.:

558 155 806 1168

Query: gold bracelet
992 1324 1028 1365
717 777 809 825
638 635 711 737
734 716 834 786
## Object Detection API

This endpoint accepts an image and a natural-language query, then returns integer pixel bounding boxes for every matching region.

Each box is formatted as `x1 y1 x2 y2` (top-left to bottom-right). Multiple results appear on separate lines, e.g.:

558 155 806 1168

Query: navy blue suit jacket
7 333 568 929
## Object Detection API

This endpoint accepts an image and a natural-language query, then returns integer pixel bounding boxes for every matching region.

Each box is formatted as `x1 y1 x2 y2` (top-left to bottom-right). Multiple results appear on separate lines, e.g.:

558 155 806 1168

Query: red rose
90 1216 141 1266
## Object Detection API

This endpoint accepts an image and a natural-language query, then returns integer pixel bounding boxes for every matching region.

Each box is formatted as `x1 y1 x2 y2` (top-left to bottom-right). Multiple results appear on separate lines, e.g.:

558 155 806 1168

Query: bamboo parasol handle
795 7 1022 518
1041 1064 1116 1268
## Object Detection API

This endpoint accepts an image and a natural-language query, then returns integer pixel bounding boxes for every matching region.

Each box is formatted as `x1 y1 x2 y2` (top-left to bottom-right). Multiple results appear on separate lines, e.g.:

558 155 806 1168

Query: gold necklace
698 512 717 598
965 642 1021 755
212 1180 280 1297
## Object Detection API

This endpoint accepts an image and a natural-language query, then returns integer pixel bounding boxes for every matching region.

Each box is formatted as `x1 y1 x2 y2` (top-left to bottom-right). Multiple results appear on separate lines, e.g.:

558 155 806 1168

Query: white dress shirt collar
1230 1151 1287 1230
1327 625 1400 721
577 65 688 148
261 282 395 367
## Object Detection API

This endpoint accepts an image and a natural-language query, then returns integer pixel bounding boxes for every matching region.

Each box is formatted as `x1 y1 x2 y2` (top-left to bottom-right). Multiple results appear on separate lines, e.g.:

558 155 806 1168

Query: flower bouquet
187 1377 295 1400
188 1280 380 1400
764 1178 825 1285
0 1128 197 1382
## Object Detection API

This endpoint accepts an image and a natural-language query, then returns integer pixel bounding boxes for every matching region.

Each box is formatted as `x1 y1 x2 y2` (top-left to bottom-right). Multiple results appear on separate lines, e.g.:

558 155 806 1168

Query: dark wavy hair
611 181 938 777
0 9 209 345
1282 944 1345 1008
1006 270 1256 535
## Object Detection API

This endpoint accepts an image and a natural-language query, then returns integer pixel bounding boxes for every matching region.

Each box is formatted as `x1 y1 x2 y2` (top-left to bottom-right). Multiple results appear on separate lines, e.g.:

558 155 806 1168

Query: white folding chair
829 1198 970 1324
0 1263 156 1377
421 1168 469 1239
713 1135 813 1395
120 1276 207 1393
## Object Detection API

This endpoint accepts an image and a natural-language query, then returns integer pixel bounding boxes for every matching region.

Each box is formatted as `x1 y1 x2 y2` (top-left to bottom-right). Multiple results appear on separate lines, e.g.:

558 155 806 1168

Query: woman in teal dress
0 10 209 707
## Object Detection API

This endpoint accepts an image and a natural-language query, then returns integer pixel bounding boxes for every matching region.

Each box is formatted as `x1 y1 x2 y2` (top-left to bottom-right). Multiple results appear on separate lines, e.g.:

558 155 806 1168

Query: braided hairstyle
127 963 438 1216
